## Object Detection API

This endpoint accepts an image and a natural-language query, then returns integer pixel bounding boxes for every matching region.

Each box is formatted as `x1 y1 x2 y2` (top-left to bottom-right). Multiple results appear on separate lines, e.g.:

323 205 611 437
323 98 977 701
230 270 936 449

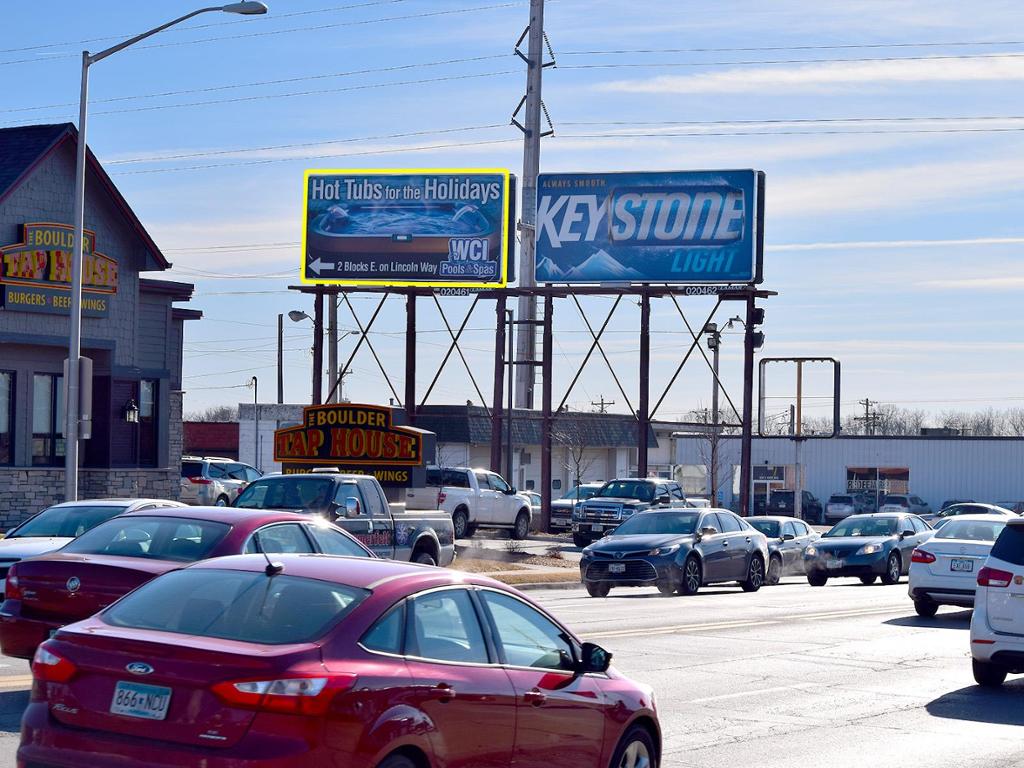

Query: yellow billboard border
300 168 511 289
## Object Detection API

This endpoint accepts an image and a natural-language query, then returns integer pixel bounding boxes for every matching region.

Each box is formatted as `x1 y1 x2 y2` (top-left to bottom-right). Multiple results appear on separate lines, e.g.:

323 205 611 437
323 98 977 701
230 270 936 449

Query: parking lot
0 575 1020 766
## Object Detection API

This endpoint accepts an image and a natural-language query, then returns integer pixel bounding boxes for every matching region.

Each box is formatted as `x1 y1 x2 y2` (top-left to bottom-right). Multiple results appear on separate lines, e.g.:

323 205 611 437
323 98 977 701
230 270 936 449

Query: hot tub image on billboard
301 169 512 287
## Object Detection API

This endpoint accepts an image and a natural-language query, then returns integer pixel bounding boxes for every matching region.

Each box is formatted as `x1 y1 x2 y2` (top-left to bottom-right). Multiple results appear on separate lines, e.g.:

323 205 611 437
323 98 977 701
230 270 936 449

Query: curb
507 580 583 592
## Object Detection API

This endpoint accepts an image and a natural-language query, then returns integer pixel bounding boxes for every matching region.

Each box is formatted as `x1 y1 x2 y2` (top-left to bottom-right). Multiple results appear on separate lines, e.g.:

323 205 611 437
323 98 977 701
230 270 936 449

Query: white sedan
908 514 1008 617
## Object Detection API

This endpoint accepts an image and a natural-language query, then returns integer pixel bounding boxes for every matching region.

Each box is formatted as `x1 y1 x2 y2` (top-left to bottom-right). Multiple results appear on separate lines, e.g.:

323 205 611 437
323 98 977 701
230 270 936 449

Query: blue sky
4 0 1024 424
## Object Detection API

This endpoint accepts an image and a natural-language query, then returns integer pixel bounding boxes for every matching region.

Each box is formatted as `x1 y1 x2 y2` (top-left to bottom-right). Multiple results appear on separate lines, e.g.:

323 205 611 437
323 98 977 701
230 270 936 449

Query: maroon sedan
20 555 659 768
0 507 373 660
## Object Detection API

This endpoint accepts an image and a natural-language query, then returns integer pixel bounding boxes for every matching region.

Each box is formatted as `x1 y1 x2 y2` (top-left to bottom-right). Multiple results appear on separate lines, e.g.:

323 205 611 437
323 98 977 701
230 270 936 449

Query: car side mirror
344 497 362 519
657 495 671 505
900 528 914 539
506 487 517 495
782 533 795 541
700 526 718 537
578 642 612 674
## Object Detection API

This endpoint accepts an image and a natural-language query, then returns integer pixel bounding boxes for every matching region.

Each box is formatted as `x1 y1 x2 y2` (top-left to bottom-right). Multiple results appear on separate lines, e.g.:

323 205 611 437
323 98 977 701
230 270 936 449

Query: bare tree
684 407 736 502
553 419 598 491
185 405 238 422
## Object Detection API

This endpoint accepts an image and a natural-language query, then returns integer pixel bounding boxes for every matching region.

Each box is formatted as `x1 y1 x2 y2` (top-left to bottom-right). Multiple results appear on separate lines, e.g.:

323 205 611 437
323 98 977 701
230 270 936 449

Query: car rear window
181 461 204 479
103 569 368 644
991 525 1024 566
936 519 1006 542
61 516 231 562
829 495 853 504
770 492 794 501
7 505 126 539
882 495 909 507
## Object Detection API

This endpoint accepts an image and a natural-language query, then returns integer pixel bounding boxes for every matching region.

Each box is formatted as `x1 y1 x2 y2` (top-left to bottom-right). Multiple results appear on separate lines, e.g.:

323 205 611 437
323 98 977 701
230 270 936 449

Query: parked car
878 493 931 516
746 516 820 585
573 478 690 548
0 498 185 594
685 497 711 508
825 493 868 523
550 482 605 532
970 518 1024 687
994 500 1024 515
579 509 769 597
908 514 1009 617
233 472 455 566
20 554 660 768
405 466 533 540
179 456 262 507
924 502 1015 526
522 490 542 521
0 507 374 660
804 512 933 586
764 490 824 524
939 498 975 513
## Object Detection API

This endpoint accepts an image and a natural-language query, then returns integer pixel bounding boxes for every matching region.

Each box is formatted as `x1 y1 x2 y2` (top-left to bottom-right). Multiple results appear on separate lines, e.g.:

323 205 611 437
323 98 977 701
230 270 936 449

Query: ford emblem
126 662 154 676
66 577 80 594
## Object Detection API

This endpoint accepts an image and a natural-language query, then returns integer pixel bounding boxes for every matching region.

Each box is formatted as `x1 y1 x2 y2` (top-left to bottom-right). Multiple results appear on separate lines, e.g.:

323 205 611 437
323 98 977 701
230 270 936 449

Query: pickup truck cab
233 472 455 566
405 466 534 540
573 477 690 547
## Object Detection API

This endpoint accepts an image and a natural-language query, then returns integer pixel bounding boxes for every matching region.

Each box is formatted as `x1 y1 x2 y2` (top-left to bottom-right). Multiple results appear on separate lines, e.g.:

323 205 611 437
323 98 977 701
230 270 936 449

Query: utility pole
706 323 721 503
276 313 284 404
855 397 878 436
513 0 547 409
591 396 614 414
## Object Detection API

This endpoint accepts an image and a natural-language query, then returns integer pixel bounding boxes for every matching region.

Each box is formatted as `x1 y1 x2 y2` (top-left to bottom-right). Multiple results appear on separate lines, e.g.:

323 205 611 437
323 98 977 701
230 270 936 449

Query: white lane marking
690 683 818 704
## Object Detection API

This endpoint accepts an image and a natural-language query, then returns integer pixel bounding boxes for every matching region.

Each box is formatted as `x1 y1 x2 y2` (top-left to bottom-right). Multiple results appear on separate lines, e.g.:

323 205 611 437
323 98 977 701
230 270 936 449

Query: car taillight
5 563 21 601
978 566 1014 588
211 674 356 715
188 477 213 485
32 643 77 683
911 549 936 564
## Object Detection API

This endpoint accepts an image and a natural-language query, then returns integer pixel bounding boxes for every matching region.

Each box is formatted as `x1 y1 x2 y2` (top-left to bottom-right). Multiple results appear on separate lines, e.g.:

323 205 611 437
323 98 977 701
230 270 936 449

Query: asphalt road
0 576 1021 766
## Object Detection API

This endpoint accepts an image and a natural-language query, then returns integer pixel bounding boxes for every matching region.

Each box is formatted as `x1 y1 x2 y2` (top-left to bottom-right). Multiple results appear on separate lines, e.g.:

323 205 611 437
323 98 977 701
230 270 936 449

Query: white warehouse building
674 435 1024 513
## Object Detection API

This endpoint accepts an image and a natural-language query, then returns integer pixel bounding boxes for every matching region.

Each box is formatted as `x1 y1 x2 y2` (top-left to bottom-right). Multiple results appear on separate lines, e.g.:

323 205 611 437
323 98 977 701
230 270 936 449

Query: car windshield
104 569 368 644
597 481 656 502
614 512 699 536
935 519 1006 542
7 505 127 539
829 496 853 504
234 477 335 510
825 517 899 537
882 495 909 507
61 516 231 562
564 486 599 501
749 519 781 537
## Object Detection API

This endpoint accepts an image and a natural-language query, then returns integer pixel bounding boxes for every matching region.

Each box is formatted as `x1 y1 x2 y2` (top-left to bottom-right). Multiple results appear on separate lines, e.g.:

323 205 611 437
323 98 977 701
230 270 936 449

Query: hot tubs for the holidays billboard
534 170 765 285
301 169 513 288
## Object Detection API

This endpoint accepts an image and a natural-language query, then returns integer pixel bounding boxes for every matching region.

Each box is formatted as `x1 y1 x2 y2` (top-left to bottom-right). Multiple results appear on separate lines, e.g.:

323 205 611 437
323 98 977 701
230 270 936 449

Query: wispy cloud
594 54 1024 95
917 276 1024 290
769 237 1024 251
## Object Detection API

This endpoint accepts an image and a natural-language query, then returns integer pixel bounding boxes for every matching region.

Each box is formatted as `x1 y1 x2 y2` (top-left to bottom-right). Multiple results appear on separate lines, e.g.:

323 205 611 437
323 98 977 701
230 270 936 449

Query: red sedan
19 555 660 768
0 507 373 660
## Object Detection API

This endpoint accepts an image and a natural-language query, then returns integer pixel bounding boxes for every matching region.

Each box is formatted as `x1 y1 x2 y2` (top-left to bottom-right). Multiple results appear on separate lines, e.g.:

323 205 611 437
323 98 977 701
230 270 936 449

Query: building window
32 373 65 467
138 379 158 467
0 372 12 465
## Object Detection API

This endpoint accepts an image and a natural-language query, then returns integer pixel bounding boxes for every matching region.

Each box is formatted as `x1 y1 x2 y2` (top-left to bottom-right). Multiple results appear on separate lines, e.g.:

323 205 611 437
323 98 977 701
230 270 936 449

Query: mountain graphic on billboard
537 249 646 282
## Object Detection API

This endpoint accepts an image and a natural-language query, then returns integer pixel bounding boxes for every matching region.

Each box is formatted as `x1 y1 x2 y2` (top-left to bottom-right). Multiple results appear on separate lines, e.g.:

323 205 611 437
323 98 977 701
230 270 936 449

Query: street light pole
251 376 259 470
63 2 269 503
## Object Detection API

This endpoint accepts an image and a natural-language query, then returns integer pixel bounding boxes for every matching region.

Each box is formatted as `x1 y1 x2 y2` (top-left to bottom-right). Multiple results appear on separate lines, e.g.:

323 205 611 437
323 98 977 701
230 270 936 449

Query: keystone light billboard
535 170 765 285
301 169 513 288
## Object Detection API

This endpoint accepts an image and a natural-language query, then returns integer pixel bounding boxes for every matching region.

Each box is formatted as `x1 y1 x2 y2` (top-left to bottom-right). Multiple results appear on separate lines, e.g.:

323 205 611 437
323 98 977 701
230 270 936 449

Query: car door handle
431 683 457 702
524 688 547 707
721 540 729 547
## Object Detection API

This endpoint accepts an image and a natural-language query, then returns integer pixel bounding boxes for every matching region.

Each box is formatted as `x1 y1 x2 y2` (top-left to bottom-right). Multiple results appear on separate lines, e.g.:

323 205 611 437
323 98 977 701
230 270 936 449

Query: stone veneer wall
0 469 178 529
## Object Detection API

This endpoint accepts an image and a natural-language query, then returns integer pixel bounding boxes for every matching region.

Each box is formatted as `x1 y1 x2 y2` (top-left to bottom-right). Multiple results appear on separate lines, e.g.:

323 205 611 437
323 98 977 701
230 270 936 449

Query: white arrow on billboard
308 257 334 276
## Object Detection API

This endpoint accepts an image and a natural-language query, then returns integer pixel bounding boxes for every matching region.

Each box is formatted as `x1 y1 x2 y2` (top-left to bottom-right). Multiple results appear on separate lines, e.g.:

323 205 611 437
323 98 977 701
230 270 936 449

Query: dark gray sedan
804 512 933 586
579 509 769 597
747 516 820 585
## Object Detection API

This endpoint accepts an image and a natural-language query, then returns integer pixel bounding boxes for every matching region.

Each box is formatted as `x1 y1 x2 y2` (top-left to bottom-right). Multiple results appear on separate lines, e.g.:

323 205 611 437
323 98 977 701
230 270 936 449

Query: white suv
969 518 1024 686
180 456 262 506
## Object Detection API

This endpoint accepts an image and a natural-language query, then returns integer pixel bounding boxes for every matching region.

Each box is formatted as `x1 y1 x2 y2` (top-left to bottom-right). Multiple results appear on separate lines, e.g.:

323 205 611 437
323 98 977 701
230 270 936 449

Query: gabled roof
0 123 169 271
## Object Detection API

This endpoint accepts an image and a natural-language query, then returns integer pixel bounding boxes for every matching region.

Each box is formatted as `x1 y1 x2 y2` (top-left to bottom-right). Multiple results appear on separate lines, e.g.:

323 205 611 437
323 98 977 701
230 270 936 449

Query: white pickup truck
406 466 534 540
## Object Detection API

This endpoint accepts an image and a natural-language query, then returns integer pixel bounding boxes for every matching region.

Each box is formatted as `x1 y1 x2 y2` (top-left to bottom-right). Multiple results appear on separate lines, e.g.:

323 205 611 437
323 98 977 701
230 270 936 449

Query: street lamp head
221 1 268 15
288 310 310 323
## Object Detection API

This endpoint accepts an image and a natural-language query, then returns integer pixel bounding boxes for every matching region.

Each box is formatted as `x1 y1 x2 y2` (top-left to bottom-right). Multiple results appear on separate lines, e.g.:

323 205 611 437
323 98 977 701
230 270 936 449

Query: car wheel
679 555 702 596
914 599 939 618
573 533 591 549
807 571 828 587
215 495 229 507
881 552 901 585
586 581 611 598
413 550 437 567
609 724 657 768
859 576 877 585
766 555 783 586
512 510 530 540
973 659 1007 688
377 754 417 768
451 509 469 539
741 554 765 592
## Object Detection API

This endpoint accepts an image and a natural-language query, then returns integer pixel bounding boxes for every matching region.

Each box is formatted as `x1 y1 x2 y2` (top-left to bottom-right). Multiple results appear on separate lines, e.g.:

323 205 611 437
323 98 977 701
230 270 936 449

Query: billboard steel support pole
312 290 324 405
506 310 514 484
540 294 553 531
490 294 507 473
739 295 756 516
405 294 416 423
277 313 284 404
637 291 651 478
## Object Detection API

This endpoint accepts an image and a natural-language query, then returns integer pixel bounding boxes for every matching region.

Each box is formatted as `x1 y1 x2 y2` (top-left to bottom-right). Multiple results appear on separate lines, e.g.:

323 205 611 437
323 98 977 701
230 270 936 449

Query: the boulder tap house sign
274 403 435 487
0 222 118 317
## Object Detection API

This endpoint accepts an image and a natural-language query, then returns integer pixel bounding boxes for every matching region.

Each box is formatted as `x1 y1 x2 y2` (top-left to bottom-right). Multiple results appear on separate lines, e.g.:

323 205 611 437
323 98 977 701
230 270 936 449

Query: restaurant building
0 124 197 523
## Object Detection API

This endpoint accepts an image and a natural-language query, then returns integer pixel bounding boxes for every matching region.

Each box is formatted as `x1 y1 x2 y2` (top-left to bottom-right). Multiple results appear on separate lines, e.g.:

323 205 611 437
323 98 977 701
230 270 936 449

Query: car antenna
253 531 284 576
